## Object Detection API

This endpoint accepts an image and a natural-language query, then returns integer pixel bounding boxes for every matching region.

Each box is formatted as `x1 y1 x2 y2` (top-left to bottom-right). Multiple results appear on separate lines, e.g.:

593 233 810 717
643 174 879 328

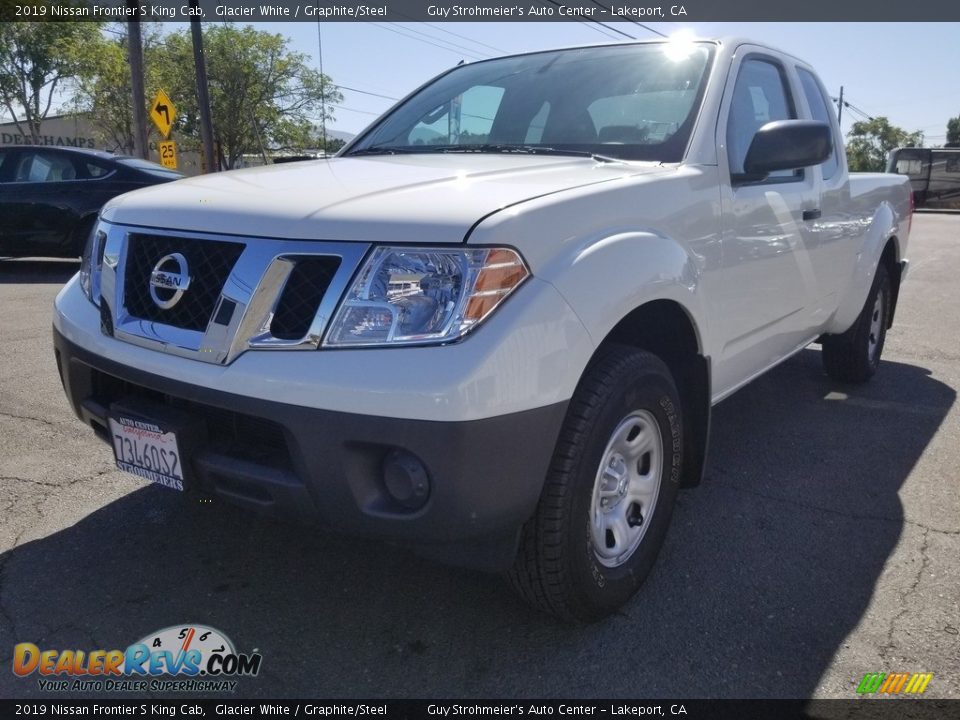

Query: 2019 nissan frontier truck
53 38 912 621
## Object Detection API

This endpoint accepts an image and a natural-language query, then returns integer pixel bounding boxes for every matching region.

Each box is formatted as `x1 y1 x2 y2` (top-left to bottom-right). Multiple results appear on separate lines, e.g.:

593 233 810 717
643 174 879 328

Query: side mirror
741 120 833 179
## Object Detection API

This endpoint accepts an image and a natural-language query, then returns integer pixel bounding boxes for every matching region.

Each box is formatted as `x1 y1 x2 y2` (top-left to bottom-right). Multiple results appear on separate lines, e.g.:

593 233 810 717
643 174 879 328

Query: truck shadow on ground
0 349 954 698
0 258 78 284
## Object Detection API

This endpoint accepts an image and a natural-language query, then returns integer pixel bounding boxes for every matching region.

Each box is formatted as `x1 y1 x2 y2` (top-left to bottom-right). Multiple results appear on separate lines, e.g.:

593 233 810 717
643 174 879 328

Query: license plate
108 415 184 491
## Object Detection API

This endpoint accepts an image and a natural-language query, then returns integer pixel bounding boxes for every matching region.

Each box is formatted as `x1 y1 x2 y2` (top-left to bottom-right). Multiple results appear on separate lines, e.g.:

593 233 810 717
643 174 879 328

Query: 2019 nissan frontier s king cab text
53 38 912 621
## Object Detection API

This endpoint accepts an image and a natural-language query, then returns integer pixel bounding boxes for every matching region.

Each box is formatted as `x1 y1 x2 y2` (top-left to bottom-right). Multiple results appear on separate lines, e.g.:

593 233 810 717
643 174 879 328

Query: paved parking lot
1 214 957 700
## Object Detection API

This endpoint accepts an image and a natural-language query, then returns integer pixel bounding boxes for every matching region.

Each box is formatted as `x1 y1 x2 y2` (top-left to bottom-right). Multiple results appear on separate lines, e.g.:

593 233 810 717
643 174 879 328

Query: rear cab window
796 67 840 180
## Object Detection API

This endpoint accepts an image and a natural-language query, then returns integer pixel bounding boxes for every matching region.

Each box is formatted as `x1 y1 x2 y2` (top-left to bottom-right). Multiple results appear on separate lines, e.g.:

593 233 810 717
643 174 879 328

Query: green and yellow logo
856 672 933 695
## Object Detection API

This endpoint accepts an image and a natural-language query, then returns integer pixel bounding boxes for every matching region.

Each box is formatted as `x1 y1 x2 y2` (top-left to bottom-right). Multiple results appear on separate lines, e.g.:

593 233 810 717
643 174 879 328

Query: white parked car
54 38 911 620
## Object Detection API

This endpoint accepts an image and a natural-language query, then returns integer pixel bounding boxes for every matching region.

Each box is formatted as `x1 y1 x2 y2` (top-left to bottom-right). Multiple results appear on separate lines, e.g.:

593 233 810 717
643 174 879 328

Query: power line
382 21 494 58
577 21 624 41
338 85 399 101
368 22 488 61
587 0 667 37
422 22 508 54
592 21 636 40
544 0 635 39
832 93 874 123
385 8 508 55
843 101 873 120
330 104 382 117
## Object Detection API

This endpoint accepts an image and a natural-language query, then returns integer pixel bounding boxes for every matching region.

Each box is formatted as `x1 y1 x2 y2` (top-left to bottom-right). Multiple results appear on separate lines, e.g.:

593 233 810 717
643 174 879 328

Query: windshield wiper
412 144 623 163
348 146 421 156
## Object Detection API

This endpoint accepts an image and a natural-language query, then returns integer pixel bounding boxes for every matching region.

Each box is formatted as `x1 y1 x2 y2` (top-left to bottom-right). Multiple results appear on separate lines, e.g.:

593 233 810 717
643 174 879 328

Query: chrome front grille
95 222 369 365
269 256 342 340
123 233 245 331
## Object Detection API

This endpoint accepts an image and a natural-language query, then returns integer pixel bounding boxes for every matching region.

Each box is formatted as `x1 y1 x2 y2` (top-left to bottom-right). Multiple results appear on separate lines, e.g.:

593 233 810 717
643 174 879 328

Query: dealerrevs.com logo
12 624 262 693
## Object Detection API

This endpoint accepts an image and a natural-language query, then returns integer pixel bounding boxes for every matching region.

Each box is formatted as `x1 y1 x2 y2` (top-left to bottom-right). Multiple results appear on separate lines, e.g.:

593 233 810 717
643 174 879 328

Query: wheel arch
880 235 903 329
825 201 902 335
591 299 711 489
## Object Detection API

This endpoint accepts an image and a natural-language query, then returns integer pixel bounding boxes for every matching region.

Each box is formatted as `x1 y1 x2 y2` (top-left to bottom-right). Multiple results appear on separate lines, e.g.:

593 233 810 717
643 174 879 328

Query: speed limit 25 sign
158 140 178 170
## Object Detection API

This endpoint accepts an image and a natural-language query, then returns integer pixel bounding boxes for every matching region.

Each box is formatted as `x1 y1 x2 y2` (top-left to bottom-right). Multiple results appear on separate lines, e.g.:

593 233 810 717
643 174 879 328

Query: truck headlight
78 220 107 306
323 246 529 347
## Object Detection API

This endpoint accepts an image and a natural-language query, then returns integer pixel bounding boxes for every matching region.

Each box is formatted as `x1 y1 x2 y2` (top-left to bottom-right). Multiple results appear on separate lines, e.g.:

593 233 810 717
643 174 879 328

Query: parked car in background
0 147 183 259
887 146 960 209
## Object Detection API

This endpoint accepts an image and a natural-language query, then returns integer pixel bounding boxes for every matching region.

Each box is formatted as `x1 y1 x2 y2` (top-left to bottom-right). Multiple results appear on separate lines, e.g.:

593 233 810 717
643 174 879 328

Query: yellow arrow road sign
150 89 177 138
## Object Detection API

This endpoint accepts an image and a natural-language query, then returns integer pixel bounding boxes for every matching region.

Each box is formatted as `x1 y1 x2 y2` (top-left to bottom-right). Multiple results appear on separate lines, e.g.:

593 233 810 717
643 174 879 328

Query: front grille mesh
269 256 341 340
123 234 244 331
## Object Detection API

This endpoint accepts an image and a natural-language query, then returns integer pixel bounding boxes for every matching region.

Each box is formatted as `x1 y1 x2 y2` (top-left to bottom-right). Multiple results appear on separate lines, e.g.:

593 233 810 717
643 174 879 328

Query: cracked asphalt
1 213 958 700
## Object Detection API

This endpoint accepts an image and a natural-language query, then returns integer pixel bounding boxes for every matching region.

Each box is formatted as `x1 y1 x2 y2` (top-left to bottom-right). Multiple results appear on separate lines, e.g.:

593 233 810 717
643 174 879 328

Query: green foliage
158 24 341 169
0 19 105 142
946 116 960 147
845 117 923 172
319 136 346 154
70 23 166 153
72 23 341 168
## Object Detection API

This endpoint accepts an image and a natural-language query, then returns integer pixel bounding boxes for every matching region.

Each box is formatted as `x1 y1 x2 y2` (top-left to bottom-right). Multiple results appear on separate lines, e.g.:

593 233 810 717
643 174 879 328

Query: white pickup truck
54 38 912 621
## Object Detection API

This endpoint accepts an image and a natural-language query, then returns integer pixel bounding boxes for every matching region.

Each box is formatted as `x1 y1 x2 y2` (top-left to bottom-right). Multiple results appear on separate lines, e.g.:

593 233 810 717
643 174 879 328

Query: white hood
101 154 668 243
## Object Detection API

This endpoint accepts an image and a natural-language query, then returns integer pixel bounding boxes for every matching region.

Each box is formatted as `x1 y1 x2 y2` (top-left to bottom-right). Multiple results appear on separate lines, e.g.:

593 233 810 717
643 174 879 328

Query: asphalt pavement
1 215 957 700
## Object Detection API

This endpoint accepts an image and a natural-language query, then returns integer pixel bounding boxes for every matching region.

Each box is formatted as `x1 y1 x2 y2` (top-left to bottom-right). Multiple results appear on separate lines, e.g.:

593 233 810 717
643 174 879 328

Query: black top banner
3 0 960 22
2 699 960 720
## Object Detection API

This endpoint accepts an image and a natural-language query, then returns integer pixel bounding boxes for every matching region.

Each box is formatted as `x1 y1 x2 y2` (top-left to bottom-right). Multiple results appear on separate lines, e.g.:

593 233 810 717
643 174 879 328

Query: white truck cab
54 38 911 620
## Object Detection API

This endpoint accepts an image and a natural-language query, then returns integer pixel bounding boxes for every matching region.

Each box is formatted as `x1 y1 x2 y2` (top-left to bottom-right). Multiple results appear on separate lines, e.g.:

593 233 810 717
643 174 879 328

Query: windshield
117 157 184 178
348 42 714 162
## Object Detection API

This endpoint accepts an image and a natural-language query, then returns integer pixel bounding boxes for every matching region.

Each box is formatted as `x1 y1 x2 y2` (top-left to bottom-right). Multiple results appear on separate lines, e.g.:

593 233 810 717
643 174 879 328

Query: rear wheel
508 346 683 622
822 264 891 383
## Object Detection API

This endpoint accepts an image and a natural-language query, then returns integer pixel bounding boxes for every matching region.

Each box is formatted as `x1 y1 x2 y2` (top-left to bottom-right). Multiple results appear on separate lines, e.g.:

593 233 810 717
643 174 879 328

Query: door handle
802 208 822 221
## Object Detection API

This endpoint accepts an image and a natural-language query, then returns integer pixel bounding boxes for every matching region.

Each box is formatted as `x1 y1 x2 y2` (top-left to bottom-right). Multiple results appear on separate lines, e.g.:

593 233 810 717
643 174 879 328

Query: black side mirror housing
741 120 833 180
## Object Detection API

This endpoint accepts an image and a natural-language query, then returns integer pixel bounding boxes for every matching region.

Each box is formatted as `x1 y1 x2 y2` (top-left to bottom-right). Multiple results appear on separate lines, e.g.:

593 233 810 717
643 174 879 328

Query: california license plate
108 415 185 491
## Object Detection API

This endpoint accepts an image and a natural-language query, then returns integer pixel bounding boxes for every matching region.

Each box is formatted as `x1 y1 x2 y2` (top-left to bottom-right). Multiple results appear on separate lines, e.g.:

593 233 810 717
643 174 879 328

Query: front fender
538 229 707 352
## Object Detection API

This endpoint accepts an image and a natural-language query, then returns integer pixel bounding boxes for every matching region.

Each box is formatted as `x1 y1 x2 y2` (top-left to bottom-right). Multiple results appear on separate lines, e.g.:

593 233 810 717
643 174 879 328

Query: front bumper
53 327 567 571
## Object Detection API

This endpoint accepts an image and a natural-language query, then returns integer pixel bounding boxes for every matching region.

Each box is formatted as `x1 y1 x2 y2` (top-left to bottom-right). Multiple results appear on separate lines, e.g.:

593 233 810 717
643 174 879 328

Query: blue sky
8 21 955 146
267 21 959 143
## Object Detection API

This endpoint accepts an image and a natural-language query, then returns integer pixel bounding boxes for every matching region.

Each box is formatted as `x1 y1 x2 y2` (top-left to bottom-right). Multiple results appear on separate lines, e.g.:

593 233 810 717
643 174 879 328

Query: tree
71 24 166 154
845 117 924 172
946 116 960 147
159 24 342 169
0 21 105 143
320 136 346 154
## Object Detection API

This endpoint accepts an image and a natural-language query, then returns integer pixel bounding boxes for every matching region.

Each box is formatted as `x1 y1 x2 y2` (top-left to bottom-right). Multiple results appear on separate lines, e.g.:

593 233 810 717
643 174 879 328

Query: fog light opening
382 449 431 511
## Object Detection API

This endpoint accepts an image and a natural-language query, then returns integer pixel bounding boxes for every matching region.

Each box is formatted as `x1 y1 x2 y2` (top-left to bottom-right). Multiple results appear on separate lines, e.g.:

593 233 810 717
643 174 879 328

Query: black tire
822 264 891 383
508 346 683 622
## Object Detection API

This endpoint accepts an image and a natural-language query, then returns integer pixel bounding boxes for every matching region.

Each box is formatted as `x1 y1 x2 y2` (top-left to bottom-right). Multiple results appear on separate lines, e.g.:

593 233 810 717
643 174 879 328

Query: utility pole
837 86 844 127
126 3 148 160
190 0 217 173
316 21 327 154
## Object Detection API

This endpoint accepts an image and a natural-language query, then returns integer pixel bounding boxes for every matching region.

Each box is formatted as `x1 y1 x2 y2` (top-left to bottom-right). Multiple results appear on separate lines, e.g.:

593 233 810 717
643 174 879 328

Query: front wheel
508 346 683 622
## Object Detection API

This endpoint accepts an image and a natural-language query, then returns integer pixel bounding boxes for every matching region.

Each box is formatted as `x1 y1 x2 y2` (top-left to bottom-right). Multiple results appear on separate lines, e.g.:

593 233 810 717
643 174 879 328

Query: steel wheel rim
589 410 663 568
868 291 884 363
